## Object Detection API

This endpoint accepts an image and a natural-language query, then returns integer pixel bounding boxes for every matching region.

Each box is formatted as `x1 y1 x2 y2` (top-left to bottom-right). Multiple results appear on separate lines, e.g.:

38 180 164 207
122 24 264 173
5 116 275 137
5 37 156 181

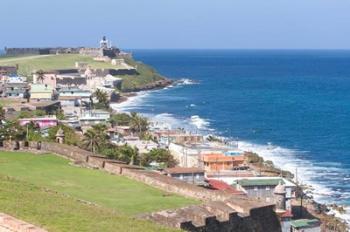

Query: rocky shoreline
110 77 349 231
246 151 349 231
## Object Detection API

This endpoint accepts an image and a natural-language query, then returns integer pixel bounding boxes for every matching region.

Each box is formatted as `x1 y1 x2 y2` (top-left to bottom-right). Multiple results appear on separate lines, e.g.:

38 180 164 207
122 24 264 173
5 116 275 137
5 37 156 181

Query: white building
290 219 321 232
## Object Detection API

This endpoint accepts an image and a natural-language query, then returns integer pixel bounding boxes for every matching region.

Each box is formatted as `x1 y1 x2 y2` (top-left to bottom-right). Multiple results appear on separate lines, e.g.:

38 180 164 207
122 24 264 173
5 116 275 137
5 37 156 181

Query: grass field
0 54 118 76
0 54 165 91
0 151 196 231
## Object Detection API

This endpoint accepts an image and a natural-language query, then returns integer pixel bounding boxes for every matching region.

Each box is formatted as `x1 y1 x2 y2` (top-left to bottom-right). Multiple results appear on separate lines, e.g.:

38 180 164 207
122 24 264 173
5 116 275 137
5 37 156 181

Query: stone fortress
1 141 282 232
4 36 121 58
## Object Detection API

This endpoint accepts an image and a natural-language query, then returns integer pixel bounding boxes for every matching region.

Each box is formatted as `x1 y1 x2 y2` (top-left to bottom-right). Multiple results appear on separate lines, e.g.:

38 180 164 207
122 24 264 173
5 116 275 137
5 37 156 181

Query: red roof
281 210 293 218
206 179 246 195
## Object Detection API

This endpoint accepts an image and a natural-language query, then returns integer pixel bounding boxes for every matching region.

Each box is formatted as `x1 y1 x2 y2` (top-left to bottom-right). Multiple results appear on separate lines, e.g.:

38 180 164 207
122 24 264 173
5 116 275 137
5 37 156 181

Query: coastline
110 81 350 231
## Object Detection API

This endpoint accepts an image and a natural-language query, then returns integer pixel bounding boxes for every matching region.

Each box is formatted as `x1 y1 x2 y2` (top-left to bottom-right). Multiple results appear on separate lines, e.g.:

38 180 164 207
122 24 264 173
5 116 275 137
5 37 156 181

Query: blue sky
1 0 350 49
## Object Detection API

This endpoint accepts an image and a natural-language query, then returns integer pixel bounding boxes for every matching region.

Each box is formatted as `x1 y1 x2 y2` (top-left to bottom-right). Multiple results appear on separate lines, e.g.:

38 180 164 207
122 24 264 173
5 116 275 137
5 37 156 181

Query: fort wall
1 141 281 232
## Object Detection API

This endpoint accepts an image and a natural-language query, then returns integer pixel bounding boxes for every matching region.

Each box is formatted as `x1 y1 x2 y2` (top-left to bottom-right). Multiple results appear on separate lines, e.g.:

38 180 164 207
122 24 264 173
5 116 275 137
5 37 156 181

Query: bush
48 125 80 145
141 148 177 168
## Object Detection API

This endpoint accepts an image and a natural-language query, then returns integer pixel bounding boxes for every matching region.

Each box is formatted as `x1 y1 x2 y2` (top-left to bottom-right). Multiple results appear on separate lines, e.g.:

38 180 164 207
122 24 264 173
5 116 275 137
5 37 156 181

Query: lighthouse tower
100 36 109 49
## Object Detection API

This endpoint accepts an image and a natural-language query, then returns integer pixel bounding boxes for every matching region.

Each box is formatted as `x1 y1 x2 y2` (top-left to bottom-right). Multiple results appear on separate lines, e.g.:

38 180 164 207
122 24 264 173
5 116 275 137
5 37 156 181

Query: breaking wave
111 82 350 227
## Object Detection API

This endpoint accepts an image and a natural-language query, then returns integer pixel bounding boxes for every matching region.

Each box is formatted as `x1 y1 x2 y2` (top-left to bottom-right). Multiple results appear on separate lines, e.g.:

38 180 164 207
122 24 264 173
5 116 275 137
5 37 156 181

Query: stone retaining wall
1 141 282 232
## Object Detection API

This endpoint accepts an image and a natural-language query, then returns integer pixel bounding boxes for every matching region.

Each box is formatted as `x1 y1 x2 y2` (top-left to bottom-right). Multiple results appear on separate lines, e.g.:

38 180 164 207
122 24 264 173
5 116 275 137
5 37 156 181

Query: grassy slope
0 152 195 215
0 54 117 76
120 57 165 91
0 176 179 232
0 54 166 91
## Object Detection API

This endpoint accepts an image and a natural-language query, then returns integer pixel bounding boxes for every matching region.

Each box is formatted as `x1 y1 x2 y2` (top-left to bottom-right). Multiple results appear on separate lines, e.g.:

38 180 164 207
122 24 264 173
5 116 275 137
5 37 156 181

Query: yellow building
30 84 53 101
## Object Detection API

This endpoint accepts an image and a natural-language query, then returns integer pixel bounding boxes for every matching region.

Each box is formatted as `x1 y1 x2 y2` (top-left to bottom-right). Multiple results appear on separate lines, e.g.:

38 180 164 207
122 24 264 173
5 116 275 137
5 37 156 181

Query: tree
130 112 148 135
0 106 5 125
17 110 46 119
141 148 177 168
81 124 108 153
94 89 109 108
35 70 45 84
26 121 42 141
0 120 26 141
109 113 132 127
82 130 100 153
48 124 80 145
118 144 139 165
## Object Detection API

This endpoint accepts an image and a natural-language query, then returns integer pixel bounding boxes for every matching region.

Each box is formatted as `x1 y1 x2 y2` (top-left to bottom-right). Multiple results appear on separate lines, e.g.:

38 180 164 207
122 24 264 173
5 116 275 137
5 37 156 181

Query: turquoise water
117 50 350 209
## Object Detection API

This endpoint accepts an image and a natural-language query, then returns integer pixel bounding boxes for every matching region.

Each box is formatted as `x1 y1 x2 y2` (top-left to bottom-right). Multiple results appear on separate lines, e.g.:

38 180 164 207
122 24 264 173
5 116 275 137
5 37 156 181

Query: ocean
113 49 350 221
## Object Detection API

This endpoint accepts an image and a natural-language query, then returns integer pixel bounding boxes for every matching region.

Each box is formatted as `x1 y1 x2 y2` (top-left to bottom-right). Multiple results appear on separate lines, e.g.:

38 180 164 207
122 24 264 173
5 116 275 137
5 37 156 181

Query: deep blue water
119 50 350 208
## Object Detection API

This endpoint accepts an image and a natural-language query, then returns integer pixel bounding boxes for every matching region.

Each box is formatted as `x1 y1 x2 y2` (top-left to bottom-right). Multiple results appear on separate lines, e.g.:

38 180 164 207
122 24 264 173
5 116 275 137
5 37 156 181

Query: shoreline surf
111 80 350 227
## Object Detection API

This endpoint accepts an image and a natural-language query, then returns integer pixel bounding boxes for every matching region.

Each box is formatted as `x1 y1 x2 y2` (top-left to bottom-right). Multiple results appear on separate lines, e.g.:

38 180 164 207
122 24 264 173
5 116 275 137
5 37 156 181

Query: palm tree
94 89 109 108
82 129 100 153
35 70 45 84
82 124 108 153
119 144 139 165
0 106 5 125
130 112 148 135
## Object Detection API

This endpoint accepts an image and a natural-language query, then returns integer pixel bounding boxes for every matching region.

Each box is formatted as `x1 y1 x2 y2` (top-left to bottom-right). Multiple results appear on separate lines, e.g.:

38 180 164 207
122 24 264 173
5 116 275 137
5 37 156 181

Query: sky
1 0 350 49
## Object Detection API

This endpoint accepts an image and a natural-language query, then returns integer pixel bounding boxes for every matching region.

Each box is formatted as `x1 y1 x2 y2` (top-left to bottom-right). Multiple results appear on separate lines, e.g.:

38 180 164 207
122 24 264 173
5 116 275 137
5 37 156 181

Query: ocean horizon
113 49 350 222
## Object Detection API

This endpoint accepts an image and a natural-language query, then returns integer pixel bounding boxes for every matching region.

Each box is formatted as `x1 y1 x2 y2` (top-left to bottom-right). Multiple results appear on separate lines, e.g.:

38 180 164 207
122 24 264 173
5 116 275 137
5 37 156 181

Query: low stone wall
0 213 47 232
143 201 281 232
0 141 281 232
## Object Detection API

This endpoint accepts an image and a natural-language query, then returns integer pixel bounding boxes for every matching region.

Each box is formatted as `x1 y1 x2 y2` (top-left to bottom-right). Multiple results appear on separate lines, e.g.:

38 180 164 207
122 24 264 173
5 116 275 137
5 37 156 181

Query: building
232 177 296 211
79 36 120 58
0 66 17 76
1 82 28 98
202 153 245 172
206 179 246 195
58 87 91 107
107 126 132 136
79 109 110 126
120 137 159 154
163 167 205 185
103 75 122 88
19 116 58 129
30 84 54 101
151 130 204 146
33 69 85 89
290 219 321 232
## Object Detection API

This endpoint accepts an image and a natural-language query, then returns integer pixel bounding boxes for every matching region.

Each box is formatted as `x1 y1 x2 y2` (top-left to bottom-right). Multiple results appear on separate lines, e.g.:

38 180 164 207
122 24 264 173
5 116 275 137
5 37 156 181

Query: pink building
19 116 58 129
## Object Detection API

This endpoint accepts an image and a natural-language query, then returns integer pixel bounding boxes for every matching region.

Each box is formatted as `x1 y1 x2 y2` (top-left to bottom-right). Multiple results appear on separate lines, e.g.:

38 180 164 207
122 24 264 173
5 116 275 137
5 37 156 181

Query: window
266 186 270 191
254 187 258 191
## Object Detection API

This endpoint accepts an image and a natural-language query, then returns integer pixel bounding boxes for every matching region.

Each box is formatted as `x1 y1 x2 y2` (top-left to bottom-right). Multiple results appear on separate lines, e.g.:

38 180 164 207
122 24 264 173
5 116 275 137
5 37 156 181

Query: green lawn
0 54 118 77
0 152 195 215
0 175 180 232
0 54 166 91
0 151 196 231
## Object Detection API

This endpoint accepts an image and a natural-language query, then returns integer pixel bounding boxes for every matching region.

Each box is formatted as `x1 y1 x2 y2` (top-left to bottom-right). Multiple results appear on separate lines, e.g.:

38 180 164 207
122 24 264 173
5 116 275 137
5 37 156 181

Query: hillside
0 151 196 231
0 54 168 92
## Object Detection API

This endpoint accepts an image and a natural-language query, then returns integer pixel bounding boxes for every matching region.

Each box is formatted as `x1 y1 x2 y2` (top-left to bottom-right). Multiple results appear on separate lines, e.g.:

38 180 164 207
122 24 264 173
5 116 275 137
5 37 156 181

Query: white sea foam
110 79 350 228
110 91 150 112
237 140 350 227
189 115 211 130
177 78 199 85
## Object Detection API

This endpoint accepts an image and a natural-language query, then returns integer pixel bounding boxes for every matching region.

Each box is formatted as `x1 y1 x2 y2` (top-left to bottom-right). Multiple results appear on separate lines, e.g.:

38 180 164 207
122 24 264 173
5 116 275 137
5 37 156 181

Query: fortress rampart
4 47 120 58
1 141 282 232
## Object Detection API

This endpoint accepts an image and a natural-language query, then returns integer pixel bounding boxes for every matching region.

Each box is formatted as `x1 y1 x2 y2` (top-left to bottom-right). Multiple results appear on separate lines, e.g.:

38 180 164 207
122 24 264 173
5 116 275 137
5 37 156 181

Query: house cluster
0 37 140 131
0 38 323 232
144 121 321 232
